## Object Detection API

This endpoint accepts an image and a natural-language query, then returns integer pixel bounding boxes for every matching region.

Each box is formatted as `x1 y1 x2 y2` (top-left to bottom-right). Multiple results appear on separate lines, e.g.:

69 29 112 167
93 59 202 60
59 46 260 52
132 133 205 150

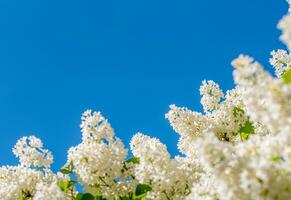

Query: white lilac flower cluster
0 140 69 200
270 50 291 77
130 133 201 200
1 0 291 199
67 110 130 198
279 5 291 50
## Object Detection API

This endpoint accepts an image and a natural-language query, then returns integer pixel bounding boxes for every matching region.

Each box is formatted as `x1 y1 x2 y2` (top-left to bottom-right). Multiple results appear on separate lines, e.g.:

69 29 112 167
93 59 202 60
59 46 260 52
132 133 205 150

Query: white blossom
270 49 291 77
130 133 201 200
80 109 114 142
200 80 224 112
34 181 68 200
279 14 291 50
13 136 53 168
1 1 291 200
0 166 54 200
68 110 131 199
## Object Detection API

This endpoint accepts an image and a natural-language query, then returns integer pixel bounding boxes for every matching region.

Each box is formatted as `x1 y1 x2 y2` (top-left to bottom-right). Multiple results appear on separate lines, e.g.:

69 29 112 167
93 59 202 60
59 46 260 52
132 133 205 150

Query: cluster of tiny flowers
68 110 131 199
80 110 115 142
166 79 249 146
279 3 291 50
130 133 201 200
270 49 291 77
0 146 66 200
200 80 224 112
33 181 68 200
13 135 53 168
1 0 291 200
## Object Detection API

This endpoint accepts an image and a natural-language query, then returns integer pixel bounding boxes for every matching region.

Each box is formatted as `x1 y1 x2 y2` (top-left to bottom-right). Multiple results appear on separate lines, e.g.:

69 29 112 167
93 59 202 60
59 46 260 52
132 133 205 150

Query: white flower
130 133 201 199
13 136 53 168
233 55 291 134
278 14 291 50
231 54 254 69
166 105 209 138
81 109 114 142
270 49 291 77
2 1 291 200
200 80 224 112
69 110 129 199
34 181 68 200
0 166 53 200
68 139 127 186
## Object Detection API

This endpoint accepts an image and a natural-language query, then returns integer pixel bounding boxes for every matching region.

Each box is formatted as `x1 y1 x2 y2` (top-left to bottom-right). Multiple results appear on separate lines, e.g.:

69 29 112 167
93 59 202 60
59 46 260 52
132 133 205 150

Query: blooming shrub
1 0 291 199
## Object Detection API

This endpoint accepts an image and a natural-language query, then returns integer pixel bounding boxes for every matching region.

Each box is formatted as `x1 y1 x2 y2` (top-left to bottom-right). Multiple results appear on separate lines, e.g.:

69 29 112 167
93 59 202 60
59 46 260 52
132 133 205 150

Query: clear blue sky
0 0 288 171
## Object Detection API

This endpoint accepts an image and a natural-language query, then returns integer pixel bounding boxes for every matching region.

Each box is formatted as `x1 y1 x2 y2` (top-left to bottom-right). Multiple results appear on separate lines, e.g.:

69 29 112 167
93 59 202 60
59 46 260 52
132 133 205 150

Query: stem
99 176 110 187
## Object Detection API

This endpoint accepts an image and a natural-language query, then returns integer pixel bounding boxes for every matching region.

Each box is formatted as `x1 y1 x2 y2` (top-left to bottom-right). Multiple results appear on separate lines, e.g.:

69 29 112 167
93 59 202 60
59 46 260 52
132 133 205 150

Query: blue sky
0 0 288 171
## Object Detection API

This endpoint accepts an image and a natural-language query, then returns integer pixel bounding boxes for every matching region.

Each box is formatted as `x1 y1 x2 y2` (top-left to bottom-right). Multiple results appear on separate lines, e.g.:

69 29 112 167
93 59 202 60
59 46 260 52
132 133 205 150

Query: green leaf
60 162 74 174
133 194 146 200
240 132 250 141
239 120 255 141
133 184 152 199
94 196 106 200
119 197 131 200
76 193 105 200
240 120 254 134
271 156 284 163
126 157 140 164
76 193 95 200
58 180 77 192
282 68 291 84
232 107 255 141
